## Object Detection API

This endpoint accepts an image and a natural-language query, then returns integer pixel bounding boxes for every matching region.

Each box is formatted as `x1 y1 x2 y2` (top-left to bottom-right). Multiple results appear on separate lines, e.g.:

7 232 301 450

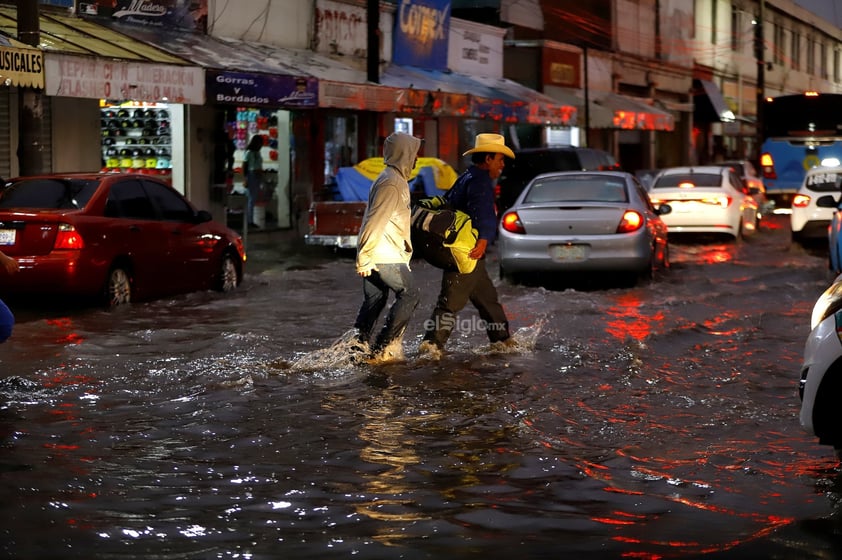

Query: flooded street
2 214 842 559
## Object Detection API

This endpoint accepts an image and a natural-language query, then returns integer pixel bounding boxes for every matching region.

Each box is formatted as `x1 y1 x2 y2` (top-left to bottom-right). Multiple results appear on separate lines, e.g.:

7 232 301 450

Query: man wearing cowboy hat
419 133 516 355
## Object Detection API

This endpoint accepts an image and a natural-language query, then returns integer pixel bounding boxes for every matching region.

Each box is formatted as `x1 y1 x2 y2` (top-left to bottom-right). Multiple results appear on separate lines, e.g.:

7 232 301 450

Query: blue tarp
335 166 448 201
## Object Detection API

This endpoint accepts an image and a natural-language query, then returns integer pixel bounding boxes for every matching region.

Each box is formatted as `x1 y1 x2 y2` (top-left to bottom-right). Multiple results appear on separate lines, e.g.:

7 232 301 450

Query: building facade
0 0 840 238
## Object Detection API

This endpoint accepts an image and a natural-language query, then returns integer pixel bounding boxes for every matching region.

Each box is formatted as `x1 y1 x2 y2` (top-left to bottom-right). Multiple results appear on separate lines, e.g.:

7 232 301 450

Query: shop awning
590 92 675 131
0 7 204 103
96 18 572 123
693 78 735 123
381 65 575 126
0 7 187 64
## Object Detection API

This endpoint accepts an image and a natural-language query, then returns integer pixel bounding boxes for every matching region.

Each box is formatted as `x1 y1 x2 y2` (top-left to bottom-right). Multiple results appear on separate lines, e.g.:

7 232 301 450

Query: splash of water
283 329 370 373
476 316 546 355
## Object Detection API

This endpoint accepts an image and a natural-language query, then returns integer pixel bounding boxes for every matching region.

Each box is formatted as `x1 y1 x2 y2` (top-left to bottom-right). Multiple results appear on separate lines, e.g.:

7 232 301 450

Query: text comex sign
0 44 44 88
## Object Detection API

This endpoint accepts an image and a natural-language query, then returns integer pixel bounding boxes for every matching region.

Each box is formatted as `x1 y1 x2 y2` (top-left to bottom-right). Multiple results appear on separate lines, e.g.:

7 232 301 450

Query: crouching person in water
0 250 19 342
353 132 423 363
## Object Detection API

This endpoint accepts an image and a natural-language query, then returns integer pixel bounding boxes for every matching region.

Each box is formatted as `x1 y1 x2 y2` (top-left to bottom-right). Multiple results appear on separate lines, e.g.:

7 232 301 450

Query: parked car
826 193 842 274
648 165 759 240
497 170 671 286
791 166 842 243
495 146 620 212
720 159 774 219
0 173 245 307
798 273 842 457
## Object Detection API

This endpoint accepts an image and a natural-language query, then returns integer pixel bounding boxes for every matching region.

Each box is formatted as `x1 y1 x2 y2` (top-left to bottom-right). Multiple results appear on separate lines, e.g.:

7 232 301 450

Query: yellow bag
411 196 478 274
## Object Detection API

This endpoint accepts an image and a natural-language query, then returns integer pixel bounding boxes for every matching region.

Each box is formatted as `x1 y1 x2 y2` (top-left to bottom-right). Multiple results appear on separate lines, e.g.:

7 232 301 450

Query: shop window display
101 101 172 179
229 107 280 227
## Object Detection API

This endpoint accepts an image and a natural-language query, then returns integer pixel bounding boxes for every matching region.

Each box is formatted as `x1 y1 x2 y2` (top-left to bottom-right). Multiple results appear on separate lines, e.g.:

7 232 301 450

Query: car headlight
811 274 842 329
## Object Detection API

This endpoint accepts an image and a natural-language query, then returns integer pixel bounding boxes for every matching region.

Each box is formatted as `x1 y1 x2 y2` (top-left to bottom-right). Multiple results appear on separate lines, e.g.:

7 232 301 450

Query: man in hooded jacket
354 132 423 361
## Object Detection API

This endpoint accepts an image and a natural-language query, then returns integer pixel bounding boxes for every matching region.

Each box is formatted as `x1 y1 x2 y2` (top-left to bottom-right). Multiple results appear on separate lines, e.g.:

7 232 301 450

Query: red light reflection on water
45 317 85 345
605 293 664 341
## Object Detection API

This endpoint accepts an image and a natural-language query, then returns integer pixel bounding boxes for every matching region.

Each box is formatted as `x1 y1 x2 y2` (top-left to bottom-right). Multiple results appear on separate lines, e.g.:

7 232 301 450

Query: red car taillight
792 194 811 208
500 211 525 234
54 224 84 250
308 207 316 233
616 210 644 233
760 153 777 180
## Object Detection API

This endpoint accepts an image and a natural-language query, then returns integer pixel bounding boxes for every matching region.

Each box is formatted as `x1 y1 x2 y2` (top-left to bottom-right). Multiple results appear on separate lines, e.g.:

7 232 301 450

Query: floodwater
2 214 842 559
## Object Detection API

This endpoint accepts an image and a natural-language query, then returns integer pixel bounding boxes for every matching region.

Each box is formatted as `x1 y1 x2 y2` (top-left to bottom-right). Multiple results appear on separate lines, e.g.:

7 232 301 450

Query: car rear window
0 179 99 209
805 171 842 192
653 173 721 188
524 176 628 203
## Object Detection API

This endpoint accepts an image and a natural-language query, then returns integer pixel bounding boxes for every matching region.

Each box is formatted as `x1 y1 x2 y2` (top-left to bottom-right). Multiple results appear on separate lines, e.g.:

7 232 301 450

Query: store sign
542 46 581 89
45 54 204 103
0 45 44 88
392 0 450 71
87 0 208 32
208 71 317 109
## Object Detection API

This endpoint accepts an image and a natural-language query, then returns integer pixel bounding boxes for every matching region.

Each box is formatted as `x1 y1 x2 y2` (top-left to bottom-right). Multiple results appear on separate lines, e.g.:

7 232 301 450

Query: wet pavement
2 215 842 559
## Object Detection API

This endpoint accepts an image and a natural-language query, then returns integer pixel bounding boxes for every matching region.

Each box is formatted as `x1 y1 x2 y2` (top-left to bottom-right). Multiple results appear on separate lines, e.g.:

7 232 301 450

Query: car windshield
0 178 99 209
653 173 721 188
523 176 628 203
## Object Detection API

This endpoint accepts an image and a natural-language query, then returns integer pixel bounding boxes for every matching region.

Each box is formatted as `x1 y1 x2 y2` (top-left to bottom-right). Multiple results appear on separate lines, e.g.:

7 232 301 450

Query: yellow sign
803 154 821 170
0 44 44 88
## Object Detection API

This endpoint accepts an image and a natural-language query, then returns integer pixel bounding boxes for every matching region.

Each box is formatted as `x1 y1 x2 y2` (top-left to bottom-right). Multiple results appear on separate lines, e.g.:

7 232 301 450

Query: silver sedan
497 171 671 286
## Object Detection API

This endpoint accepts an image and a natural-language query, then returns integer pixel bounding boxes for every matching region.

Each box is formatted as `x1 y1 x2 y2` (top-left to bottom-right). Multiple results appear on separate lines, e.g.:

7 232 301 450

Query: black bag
410 173 476 272
410 198 458 244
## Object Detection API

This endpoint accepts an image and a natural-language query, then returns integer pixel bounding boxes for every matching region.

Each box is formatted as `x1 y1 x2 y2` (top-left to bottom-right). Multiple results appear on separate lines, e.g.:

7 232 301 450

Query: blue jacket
445 166 498 242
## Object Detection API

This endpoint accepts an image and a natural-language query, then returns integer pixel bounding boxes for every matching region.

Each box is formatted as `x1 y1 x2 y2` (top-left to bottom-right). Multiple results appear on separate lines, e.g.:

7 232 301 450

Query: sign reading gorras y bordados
0 43 44 88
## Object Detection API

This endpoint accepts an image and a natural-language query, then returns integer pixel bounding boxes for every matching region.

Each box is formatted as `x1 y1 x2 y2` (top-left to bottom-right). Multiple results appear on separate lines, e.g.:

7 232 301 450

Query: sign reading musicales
0 44 44 88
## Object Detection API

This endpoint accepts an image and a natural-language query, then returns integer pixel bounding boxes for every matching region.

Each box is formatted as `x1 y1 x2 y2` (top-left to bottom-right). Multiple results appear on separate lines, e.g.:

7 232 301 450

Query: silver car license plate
0 229 15 246
549 244 587 262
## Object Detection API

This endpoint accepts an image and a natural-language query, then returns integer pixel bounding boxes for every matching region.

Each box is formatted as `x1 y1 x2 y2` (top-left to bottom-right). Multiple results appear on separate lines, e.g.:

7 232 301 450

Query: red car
0 173 246 307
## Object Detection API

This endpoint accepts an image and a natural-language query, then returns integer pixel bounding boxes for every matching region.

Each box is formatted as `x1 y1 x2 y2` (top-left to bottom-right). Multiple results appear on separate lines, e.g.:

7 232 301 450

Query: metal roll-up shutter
41 96 52 174
0 89 10 180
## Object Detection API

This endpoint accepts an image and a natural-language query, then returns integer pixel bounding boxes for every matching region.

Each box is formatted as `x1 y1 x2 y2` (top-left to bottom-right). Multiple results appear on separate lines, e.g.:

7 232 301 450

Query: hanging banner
84 0 208 32
207 71 318 108
45 53 204 103
392 0 450 71
0 44 44 88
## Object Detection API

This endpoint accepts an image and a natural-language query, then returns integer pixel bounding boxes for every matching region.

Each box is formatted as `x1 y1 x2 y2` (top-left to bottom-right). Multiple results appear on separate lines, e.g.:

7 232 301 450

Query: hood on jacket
383 132 422 179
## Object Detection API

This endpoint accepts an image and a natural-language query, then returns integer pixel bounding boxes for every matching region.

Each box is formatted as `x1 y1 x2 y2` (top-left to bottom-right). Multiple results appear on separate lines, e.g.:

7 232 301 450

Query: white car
648 166 759 240
791 166 842 243
799 274 842 456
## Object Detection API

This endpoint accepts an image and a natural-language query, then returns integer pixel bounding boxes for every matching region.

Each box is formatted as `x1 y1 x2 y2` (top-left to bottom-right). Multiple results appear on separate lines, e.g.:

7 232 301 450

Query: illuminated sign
392 0 450 71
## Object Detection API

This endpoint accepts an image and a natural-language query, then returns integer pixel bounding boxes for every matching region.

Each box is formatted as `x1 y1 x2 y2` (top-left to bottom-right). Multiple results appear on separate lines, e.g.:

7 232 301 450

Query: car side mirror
657 203 672 216
196 209 213 223
815 195 838 208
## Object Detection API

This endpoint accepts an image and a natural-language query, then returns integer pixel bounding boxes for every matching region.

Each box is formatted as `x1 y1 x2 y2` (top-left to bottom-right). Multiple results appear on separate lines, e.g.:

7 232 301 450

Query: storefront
0 36 44 179
206 70 318 229
44 52 203 194
0 5 204 191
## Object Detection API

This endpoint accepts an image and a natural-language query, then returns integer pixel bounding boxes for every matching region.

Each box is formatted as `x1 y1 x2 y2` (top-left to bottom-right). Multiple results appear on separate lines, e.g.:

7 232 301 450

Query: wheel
104 266 131 308
215 253 239 292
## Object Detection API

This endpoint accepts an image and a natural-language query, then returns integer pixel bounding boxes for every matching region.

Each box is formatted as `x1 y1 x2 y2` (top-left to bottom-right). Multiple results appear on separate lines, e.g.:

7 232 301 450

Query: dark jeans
422 258 510 349
0 298 13 343
354 263 420 351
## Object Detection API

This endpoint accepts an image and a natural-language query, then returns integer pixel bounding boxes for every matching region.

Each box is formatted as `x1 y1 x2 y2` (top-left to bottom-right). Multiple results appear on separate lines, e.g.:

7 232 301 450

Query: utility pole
367 0 379 83
754 0 765 161
17 0 43 175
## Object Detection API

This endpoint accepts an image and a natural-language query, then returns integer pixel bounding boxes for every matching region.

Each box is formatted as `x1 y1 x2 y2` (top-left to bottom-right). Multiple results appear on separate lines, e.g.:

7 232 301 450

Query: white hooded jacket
356 133 422 273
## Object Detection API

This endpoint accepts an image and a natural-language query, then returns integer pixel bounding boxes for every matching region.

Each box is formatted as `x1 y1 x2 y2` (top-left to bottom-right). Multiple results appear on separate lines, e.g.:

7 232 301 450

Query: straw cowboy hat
462 133 515 159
